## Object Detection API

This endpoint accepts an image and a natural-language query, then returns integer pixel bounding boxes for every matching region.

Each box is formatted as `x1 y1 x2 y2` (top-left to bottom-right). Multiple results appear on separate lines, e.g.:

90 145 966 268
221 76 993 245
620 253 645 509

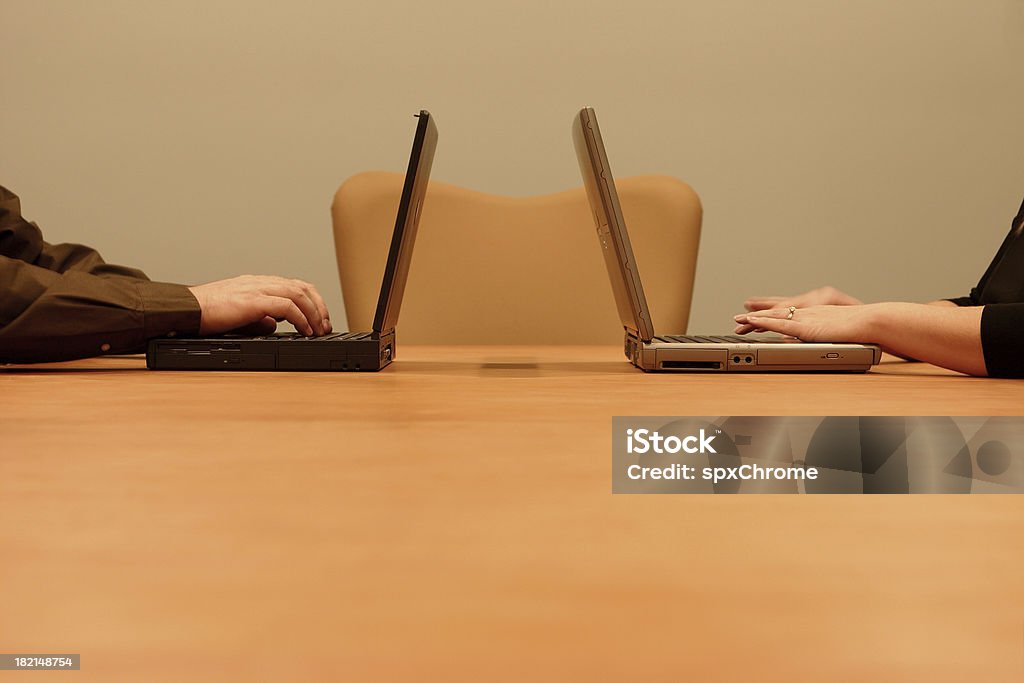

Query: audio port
733 356 741 364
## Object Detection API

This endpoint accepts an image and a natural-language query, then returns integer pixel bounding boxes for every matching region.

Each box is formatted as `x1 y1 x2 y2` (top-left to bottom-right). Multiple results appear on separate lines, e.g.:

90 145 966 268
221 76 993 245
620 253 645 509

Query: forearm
865 303 986 376
874 300 959 361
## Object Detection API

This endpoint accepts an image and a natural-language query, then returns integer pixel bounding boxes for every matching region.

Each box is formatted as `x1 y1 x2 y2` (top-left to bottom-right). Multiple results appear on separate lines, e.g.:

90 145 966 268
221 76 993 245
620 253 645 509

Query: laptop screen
372 110 439 333
572 107 656 342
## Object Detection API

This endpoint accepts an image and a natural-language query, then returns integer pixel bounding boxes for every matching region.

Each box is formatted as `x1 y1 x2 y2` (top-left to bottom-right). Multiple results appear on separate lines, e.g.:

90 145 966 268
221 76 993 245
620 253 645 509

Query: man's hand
188 275 332 336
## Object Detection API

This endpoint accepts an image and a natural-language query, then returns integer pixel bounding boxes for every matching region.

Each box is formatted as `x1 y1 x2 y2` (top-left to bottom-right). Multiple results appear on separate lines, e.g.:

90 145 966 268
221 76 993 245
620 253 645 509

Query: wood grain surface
2 347 1022 681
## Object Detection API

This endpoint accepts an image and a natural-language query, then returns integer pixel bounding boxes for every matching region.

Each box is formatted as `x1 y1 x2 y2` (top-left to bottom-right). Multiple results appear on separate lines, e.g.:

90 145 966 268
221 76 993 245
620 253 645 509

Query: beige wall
3 0 1023 333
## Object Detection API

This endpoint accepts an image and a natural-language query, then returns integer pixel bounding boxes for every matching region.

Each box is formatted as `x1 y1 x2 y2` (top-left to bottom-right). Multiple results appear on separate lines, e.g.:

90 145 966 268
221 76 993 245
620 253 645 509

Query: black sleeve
980 304 1024 378
946 196 1024 308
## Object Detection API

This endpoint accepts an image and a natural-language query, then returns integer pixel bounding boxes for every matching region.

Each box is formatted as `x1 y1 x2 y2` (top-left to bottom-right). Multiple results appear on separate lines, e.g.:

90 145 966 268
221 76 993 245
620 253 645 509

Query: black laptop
147 110 438 371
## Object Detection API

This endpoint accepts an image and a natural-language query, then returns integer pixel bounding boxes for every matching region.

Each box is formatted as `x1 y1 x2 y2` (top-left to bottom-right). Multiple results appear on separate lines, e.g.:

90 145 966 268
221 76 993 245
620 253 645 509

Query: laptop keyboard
255 332 373 341
656 335 749 344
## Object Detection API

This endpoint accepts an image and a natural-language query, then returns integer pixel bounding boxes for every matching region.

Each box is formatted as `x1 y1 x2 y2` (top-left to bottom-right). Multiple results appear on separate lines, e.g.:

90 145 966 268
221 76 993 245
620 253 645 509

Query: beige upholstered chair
331 172 702 345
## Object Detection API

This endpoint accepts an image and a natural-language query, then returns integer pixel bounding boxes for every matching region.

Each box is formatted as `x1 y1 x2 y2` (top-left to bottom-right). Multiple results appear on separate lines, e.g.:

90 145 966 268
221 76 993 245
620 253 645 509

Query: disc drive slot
656 348 727 371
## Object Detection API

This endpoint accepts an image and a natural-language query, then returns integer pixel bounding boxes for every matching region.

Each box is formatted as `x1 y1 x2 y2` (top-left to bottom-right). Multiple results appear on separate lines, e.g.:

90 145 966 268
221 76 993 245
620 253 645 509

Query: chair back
331 172 702 344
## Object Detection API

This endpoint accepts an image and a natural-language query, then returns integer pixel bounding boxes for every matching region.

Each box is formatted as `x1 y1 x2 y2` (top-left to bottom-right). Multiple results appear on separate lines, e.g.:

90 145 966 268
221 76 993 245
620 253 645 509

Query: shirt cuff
980 304 1024 378
136 280 202 339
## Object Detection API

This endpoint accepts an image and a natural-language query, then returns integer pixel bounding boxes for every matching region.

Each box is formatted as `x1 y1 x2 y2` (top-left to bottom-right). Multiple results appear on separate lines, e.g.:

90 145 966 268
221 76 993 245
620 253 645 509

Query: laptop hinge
627 327 653 344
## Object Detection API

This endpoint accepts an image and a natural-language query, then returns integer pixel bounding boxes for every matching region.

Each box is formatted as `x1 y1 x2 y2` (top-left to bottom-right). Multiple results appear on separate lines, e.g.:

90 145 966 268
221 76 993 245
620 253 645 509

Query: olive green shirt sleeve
1 185 201 363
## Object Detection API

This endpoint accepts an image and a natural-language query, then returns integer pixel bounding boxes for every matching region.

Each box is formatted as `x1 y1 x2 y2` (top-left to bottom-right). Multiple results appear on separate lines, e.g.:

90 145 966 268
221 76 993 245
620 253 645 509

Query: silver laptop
572 106 881 372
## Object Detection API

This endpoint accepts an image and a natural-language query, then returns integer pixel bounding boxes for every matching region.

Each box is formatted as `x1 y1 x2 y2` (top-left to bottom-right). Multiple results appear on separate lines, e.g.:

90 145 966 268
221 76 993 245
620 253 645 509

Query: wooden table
2 347 1023 681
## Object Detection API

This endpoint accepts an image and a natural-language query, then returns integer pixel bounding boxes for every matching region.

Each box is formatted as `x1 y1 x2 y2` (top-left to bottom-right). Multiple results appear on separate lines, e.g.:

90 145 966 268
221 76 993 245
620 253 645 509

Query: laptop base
626 333 880 373
146 331 395 371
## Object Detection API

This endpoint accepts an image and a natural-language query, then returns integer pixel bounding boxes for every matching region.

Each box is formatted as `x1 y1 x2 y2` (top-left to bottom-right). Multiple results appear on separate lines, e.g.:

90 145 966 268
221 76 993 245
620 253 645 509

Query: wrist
186 285 210 334
860 302 904 345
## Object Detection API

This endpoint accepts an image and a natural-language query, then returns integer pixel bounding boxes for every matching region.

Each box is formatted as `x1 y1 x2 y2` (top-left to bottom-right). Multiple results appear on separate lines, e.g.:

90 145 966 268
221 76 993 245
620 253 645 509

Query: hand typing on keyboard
188 275 332 337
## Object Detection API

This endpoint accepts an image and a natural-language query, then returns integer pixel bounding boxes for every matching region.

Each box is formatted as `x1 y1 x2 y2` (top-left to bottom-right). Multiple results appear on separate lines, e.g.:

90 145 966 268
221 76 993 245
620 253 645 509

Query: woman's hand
738 287 862 334
734 303 881 343
744 286 862 311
